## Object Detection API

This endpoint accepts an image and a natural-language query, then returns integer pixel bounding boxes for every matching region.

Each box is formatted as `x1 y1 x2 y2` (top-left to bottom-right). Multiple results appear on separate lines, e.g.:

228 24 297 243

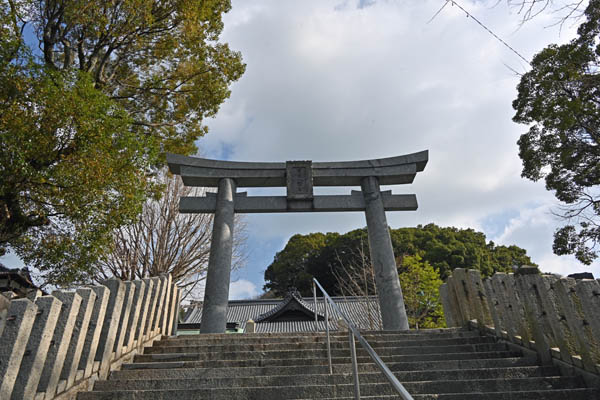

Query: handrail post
313 278 414 400
349 330 361 400
324 294 333 374
313 280 318 332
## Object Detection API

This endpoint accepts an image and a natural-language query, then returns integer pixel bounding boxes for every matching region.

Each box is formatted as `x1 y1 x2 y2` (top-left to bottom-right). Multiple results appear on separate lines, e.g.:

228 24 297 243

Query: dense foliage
0 0 244 284
263 223 536 297
399 255 444 329
513 0 600 264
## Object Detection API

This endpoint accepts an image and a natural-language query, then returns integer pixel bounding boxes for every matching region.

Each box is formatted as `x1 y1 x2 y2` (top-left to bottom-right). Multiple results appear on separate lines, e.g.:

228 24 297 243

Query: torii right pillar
362 176 410 331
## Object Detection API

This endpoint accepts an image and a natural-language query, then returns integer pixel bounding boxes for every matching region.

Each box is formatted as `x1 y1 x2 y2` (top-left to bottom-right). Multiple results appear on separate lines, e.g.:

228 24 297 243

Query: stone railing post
60 287 96 390
0 275 179 399
0 299 38 399
159 274 172 335
0 294 10 337
144 277 161 340
135 278 154 348
113 281 135 359
167 283 179 336
514 273 552 364
37 291 82 398
79 285 109 378
438 283 455 327
12 295 62 399
95 278 125 379
440 270 600 376
124 280 145 351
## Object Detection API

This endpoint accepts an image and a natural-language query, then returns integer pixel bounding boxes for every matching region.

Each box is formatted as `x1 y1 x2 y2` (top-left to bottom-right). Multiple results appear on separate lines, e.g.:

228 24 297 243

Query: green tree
263 233 336 295
398 255 445 329
263 224 535 297
512 0 600 264
0 0 244 283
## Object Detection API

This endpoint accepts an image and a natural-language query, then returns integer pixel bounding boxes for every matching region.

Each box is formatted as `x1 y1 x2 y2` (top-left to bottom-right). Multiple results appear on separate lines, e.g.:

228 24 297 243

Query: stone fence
0 274 180 400
440 268 600 376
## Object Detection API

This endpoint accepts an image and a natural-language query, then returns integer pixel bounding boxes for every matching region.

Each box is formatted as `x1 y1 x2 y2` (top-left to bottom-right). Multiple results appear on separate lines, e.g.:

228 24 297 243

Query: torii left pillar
200 178 236 333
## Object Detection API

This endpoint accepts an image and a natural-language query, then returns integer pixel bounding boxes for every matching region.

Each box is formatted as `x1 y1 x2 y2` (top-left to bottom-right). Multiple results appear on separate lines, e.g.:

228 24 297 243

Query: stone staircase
77 328 598 399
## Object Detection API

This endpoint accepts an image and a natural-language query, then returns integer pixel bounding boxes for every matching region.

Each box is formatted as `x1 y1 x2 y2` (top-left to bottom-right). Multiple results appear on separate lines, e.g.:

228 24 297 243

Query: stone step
157 329 479 342
120 355 539 372
75 326 598 400
94 374 583 393
109 365 560 382
95 372 399 391
144 341 506 355
160 328 471 341
133 349 522 366
76 383 600 400
408 376 586 393
153 335 496 349
302 390 600 400
411 389 600 399
79 382 403 399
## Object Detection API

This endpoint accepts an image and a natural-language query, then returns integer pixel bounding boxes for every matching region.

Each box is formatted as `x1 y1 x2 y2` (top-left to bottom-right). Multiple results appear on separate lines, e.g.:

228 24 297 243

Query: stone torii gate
167 150 428 333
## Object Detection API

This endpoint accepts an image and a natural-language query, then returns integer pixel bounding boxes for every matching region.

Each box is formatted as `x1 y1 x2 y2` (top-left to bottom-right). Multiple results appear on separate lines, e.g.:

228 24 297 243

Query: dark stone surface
515 266 540 276
286 161 313 200
567 272 594 280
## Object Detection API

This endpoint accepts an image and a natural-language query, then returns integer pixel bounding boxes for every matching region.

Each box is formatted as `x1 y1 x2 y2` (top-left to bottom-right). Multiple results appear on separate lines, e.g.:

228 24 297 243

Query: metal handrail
312 278 414 400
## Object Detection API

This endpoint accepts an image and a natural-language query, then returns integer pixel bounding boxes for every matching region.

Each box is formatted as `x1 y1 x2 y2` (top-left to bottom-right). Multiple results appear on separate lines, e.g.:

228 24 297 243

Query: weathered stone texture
553 278 597 371
481 279 501 337
37 291 82 399
79 285 109 378
113 281 135 357
0 298 38 399
200 178 236 334
136 278 154 343
159 275 172 335
0 294 9 337
466 269 492 327
442 269 600 375
167 284 179 336
152 275 168 335
515 275 552 363
60 287 96 392
12 295 62 400
361 175 408 331
95 278 125 379
124 280 145 349
144 277 161 340
438 283 454 327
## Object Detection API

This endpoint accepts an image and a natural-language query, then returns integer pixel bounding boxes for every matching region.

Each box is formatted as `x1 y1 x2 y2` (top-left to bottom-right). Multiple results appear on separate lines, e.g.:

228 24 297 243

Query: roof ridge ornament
253 287 325 323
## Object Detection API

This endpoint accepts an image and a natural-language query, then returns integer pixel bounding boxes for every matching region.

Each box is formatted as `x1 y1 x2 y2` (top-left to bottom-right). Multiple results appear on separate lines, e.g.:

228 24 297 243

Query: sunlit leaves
1 0 245 283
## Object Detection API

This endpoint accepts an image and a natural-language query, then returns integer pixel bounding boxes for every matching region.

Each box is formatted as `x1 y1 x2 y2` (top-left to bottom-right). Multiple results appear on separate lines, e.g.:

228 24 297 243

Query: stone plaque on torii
167 150 428 333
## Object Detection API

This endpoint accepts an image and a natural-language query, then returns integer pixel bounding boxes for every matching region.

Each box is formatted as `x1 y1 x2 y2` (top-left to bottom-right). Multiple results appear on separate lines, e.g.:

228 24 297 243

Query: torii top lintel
166 150 428 188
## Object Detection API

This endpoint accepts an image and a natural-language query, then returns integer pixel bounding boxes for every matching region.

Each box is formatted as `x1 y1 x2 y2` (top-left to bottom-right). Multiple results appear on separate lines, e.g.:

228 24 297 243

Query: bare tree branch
97 168 246 301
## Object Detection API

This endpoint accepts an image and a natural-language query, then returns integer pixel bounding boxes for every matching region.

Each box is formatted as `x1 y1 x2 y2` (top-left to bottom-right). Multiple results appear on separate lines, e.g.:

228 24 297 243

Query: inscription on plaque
286 161 313 200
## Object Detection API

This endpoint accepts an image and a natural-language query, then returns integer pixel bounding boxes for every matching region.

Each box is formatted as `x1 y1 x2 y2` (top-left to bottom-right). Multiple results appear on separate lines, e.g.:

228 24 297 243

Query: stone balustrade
440 268 600 376
0 274 180 400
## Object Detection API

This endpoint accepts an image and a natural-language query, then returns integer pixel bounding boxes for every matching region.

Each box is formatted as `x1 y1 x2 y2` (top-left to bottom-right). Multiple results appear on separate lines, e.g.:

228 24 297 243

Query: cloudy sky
2 0 597 299
198 0 599 299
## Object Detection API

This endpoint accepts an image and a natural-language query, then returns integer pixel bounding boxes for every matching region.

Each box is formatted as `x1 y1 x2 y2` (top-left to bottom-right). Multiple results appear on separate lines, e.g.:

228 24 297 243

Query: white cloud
229 279 259 300
198 0 599 283
494 203 599 277
2 1 597 289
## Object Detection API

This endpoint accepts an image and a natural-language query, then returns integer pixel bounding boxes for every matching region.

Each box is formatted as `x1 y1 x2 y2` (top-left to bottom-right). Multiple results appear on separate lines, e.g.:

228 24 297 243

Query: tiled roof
184 294 383 332
253 288 325 323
